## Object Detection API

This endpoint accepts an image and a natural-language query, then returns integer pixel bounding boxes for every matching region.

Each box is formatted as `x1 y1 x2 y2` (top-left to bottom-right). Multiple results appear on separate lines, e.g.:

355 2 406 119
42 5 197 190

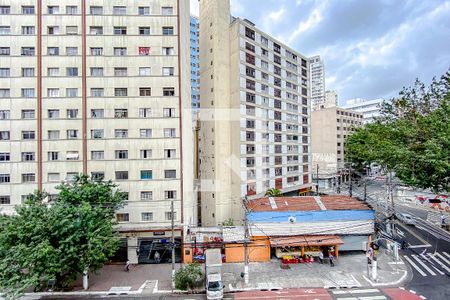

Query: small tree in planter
174 263 203 291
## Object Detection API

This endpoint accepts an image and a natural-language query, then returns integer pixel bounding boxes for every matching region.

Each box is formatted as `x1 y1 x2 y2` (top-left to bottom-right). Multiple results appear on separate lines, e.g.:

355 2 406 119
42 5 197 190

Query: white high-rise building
344 98 386 123
309 55 325 111
324 90 338 108
0 0 195 263
199 0 314 226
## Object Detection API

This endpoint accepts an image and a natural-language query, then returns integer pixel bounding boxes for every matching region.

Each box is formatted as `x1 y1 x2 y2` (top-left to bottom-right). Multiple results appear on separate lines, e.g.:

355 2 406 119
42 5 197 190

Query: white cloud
268 7 286 23
230 0 245 15
288 1 329 44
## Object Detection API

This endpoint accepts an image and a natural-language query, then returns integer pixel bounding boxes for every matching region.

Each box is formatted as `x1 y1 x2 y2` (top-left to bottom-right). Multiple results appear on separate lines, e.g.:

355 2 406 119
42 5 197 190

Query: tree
174 263 203 291
221 218 235 226
346 71 450 193
0 175 126 299
264 188 282 197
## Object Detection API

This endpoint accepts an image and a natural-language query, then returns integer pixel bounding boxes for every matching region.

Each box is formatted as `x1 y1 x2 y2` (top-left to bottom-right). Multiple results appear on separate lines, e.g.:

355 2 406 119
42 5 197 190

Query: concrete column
127 237 139 264
334 245 339 258
301 246 305 257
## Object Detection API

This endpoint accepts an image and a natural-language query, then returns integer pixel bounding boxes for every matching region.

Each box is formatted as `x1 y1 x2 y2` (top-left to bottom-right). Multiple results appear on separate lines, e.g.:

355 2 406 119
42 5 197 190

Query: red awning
270 235 344 247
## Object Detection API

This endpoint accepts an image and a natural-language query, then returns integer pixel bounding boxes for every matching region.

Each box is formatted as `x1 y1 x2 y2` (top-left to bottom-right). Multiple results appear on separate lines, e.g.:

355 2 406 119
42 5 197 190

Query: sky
190 0 450 105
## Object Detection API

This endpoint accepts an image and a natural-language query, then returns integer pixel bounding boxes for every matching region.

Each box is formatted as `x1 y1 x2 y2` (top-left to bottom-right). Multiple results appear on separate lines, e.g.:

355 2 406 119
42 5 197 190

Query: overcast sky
190 0 450 105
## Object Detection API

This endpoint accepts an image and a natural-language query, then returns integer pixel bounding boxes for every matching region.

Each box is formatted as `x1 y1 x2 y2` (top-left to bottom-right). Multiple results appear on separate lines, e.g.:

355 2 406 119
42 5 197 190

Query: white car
397 213 415 225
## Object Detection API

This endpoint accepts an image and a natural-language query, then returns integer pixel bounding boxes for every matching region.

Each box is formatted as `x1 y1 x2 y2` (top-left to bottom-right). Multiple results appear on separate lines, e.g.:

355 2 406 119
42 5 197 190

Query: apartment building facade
311 107 363 189
190 16 200 113
309 55 325 111
0 0 195 263
199 0 313 226
344 98 385 124
324 90 338 108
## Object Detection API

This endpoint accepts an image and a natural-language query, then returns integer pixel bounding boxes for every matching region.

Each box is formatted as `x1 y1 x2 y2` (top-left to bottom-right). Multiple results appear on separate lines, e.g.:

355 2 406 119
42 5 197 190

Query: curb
362 269 408 287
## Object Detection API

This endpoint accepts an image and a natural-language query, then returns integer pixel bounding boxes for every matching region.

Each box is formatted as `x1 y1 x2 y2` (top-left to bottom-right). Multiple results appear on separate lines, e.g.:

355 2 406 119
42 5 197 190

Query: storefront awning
270 235 344 247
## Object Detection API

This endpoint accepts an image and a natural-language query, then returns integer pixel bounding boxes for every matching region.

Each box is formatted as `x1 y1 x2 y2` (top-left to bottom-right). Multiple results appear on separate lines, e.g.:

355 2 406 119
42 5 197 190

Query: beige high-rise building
324 90 338 108
311 107 363 189
0 0 195 263
199 0 313 226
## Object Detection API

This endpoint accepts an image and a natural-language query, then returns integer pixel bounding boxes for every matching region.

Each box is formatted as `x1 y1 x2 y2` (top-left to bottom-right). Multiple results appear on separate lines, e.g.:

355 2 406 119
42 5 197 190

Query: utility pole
316 164 319 194
349 164 353 197
243 196 249 285
364 178 367 201
171 200 175 291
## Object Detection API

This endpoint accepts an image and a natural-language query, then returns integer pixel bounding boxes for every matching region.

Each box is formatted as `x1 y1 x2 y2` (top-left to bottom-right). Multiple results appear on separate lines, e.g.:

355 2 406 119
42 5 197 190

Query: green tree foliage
346 71 450 193
221 218 235 226
0 175 126 299
264 188 282 197
174 263 203 291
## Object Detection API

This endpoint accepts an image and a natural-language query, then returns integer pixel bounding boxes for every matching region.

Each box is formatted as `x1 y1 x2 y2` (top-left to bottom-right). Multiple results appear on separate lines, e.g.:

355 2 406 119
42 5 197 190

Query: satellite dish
288 216 296 223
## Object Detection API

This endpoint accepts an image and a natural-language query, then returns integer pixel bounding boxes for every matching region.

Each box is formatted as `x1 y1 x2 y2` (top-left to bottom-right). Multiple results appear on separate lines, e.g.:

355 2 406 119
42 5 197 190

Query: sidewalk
65 251 408 294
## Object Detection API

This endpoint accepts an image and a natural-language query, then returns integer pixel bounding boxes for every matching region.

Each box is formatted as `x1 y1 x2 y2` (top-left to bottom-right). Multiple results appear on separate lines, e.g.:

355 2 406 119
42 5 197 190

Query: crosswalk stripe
427 253 450 273
435 252 450 265
421 254 445 275
333 289 379 295
404 256 427 276
412 255 436 275
359 296 387 300
443 251 450 259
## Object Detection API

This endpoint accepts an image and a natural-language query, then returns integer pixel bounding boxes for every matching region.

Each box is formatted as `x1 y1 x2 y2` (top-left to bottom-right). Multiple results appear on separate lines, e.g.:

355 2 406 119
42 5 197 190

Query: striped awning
270 235 344 247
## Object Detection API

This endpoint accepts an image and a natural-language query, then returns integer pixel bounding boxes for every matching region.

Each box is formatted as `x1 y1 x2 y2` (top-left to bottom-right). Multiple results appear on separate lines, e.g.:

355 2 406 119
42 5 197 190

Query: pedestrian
154 251 161 264
124 260 131 272
329 253 335 267
441 214 446 227
318 251 324 264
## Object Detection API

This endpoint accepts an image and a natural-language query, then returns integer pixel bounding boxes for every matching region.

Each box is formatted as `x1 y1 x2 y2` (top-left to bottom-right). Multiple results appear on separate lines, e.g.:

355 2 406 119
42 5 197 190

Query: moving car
396 213 415 225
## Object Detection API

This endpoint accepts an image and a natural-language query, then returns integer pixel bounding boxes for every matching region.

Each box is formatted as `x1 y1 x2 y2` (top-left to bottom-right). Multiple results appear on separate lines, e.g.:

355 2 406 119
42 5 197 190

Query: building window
116 213 129 222
162 7 174 15
48 131 60 140
0 26 10 35
113 6 126 15
22 26 35 35
0 6 11 15
0 110 9 119
91 172 104 181
114 67 127 77
140 149 152 159
0 89 10 98
21 47 35 56
90 47 103 56
139 88 151 96
141 192 153 201
66 26 78 35
91 109 104 118
115 129 128 138
47 6 59 14
165 212 176 221
138 7 150 15
163 108 175 118
67 88 78 97
163 47 174 55
67 130 78 139
91 151 104 160
91 88 104 97
22 6 35 14
165 191 176 199
139 47 150 55
113 27 127 35
0 47 10 55
140 170 152 180
89 26 103 35
165 170 176 179
22 131 35 140
22 173 36 183
21 152 35 162
90 67 103 77
22 68 35 77
47 26 60 35
164 149 176 158
114 47 127 56
48 110 60 119
0 174 10 183
245 27 255 40
21 110 35 119
48 68 59 76
139 27 151 35
67 109 78 118
66 67 78 77
162 67 174 76
66 6 78 14
164 128 176 138
90 6 103 15
48 47 59 56
115 171 128 180
0 196 10 204
91 129 104 139
115 88 128 97
47 88 59 97
162 27 174 35
0 153 10 161
139 67 151 76
115 150 128 159
163 88 175 96
139 108 152 118
138 129 151 139
141 212 153 221
114 109 128 118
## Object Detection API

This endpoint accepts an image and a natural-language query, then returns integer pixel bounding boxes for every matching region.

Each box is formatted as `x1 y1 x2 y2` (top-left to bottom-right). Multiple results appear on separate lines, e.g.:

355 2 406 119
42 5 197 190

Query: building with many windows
324 90 338 108
343 98 386 124
311 107 363 189
198 0 313 226
190 16 200 113
309 55 325 111
0 0 195 264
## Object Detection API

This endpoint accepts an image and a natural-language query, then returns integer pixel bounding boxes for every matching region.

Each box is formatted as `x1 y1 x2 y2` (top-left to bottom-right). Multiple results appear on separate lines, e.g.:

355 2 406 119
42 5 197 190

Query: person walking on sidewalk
318 251 324 264
329 253 335 267
154 251 161 264
124 260 131 272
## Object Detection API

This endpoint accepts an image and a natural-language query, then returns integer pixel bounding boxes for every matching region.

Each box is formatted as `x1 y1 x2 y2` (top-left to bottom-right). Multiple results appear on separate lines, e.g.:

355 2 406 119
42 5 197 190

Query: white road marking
427 253 450 273
333 289 379 295
404 256 427 276
359 296 387 300
435 252 450 265
411 255 436 275
408 244 432 249
421 254 445 275
443 252 450 260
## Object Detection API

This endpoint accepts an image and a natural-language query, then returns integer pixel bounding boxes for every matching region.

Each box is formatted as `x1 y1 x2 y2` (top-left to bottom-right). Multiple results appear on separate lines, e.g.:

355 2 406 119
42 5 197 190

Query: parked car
396 213 415 225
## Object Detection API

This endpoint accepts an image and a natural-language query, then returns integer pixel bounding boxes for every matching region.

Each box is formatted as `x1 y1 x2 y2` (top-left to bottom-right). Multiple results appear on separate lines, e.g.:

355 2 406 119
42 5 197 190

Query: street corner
233 288 333 300
383 287 427 300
